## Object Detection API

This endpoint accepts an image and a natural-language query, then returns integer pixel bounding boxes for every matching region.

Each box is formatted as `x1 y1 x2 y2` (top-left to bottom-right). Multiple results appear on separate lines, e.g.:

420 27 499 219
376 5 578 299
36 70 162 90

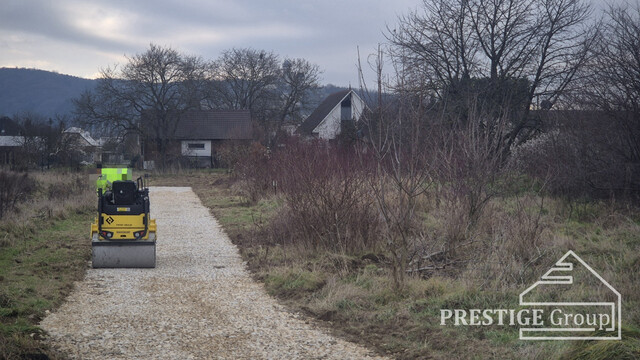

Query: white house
63 127 101 163
298 89 366 140
63 127 99 147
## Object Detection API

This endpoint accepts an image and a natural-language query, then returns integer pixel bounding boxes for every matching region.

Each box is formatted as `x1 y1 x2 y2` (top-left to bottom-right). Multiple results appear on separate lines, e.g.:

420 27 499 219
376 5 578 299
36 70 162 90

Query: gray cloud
0 0 421 85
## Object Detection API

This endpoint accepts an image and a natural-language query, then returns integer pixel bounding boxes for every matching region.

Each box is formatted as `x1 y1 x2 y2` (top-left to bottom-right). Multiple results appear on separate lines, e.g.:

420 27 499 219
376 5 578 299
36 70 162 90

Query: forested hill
0 67 360 120
0 68 96 119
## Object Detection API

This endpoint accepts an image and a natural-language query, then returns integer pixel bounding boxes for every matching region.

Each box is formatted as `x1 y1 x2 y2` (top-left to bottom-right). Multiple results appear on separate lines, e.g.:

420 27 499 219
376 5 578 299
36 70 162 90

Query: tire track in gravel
40 187 386 360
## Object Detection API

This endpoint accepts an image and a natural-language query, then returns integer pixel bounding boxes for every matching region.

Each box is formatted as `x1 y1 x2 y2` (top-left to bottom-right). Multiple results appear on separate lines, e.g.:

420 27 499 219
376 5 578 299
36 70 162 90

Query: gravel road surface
40 187 385 359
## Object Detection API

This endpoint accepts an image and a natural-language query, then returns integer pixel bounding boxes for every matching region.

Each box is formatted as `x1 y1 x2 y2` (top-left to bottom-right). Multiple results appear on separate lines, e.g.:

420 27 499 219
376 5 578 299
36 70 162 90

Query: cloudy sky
0 0 423 86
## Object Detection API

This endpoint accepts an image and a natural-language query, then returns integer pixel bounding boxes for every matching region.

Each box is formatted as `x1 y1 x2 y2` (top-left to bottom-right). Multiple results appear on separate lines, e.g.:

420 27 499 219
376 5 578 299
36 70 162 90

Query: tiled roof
175 110 253 140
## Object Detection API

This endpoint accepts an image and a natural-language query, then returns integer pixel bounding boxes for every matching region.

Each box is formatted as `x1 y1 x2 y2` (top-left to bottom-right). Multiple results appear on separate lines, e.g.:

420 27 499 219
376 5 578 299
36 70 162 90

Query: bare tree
360 48 434 290
569 4 640 195
14 113 68 169
207 48 280 114
388 0 477 97
75 44 208 168
208 49 321 145
584 4 640 155
388 0 595 148
274 58 321 142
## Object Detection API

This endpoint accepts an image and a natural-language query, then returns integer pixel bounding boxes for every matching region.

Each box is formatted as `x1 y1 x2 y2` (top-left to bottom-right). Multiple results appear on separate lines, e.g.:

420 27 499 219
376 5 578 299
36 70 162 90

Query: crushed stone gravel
40 187 386 360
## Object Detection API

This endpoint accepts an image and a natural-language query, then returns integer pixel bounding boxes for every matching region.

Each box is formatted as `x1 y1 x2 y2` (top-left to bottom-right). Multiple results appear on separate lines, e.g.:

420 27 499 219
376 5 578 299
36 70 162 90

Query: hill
0 68 372 121
0 68 96 119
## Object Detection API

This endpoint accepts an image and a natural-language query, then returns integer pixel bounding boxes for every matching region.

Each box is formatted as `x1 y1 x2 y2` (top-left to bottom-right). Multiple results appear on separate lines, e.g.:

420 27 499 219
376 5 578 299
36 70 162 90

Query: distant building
143 110 253 168
0 117 24 165
297 89 366 140
62 127 101 163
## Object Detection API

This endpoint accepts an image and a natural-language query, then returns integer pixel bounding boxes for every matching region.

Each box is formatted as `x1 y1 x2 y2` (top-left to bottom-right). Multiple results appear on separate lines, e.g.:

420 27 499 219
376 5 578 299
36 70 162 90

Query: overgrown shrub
234 142 271 202
216 140 254 169
46 174 86 200
238 138 382 254
0 171 37 219
510 114 640 200
277 140 380 253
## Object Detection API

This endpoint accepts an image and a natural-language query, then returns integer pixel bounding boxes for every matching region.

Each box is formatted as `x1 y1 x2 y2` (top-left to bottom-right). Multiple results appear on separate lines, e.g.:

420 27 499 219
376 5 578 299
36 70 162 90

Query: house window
188 143 205 149
341 94 352 121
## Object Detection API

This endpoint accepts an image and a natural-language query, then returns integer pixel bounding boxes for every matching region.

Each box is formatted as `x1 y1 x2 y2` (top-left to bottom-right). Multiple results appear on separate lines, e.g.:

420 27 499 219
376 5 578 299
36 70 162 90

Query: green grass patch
561 326 640 360
264 268 326 298
0 210 93 359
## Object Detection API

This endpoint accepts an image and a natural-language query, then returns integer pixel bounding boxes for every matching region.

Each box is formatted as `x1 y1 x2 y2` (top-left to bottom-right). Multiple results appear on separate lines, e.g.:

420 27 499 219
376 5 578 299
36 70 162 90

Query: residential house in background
297 89 366 140
0 116 23 165
62 127 101 164
99 134 139 165
173 110 253 167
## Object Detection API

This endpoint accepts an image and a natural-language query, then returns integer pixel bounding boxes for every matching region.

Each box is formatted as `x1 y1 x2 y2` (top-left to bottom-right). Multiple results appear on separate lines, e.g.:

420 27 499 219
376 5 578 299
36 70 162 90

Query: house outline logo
519 250 622 340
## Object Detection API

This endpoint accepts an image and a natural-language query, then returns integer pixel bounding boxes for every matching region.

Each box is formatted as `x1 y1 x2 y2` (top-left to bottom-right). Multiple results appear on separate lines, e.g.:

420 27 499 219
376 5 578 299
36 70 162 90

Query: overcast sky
0 0 423 86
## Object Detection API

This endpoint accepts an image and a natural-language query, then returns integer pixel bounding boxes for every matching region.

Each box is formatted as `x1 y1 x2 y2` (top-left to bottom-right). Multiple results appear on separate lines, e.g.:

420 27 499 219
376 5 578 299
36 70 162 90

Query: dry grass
154 170 640 360
1 171 95 225
0 169 96 359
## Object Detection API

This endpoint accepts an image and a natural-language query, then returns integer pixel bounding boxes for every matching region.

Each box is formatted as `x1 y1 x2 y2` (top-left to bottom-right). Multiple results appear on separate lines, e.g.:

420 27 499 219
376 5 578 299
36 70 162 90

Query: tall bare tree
359 49 434 290
75 44 208 168
583 4 640 150
388 0 595 148
388 0 476 96
572 4 640 194
14 113 72 169
275 58 321 140
207 48 280 114
207 48 321 145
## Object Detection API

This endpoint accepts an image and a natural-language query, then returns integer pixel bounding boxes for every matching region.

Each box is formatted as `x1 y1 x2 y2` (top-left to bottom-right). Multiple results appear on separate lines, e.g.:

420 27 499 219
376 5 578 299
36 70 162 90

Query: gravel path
40 187 385 360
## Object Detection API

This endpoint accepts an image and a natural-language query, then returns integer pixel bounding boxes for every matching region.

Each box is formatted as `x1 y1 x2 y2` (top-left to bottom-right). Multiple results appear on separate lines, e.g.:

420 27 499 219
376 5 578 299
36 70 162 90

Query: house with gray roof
170 110 253 167
297 89 366 140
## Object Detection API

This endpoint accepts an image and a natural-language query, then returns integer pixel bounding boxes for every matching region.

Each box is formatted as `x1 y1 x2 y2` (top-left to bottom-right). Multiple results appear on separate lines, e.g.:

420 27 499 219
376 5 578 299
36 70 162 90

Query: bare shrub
270 139 381 254
0 171 37 220
215 140 252 169
235 137 382 254
46 174 86 201
432 119 505 237
234 142 271 202
510 112 639 199
366 148 432 289
0 172 94 224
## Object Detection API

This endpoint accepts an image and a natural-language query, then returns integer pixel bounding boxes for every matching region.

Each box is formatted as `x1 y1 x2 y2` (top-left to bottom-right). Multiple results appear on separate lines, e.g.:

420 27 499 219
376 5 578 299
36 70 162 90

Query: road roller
90 167 156 268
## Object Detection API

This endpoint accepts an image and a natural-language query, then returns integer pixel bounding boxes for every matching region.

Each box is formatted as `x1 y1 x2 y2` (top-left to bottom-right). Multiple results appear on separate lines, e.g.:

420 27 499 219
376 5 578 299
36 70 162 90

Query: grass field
154 170 640 360
2 168 636 359
0 171 94 360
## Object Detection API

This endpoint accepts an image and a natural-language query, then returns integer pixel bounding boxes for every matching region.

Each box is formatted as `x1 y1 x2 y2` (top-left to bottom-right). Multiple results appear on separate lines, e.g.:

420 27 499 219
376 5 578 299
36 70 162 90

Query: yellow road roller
90 167 157 268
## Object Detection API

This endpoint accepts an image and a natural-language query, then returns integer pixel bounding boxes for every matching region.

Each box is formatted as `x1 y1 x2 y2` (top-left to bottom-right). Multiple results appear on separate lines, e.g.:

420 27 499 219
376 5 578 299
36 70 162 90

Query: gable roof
175 110 252 140
298 89 351 135
0 116 22 136
64 127 99 147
